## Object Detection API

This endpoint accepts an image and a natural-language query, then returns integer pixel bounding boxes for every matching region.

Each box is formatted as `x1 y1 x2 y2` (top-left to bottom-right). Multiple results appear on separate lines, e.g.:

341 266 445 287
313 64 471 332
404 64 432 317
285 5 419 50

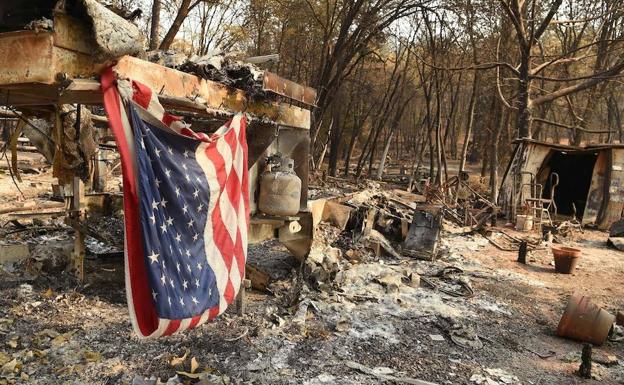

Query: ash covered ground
0 162 623 385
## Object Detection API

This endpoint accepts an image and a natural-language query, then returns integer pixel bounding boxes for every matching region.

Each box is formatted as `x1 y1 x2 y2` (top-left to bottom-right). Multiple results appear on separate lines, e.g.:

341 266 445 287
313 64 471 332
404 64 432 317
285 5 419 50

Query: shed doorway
538 150 598 219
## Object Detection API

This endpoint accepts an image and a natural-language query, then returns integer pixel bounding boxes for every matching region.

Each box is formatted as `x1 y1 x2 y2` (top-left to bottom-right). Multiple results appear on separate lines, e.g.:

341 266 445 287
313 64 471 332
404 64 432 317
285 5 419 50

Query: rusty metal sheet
403 204 443 259
0 25 102 105
113 56 311 129
583 151 608 225
262 71 317 106
599 148 624 229
0 31 55 85
0 33 311 129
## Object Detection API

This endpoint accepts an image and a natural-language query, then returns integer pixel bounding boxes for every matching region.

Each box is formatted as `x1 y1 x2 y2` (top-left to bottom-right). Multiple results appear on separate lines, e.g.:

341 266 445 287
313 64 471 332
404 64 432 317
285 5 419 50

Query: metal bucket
556 293 615 345
515 215 533 231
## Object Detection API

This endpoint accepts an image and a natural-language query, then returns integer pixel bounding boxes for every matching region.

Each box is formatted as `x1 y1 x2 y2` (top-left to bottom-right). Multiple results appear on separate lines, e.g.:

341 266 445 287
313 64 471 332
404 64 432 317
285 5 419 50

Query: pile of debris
147 50 266 96
0 211 123 280
178 52 265 96
308 182 441 261
303 181 467 293
424 172 497 231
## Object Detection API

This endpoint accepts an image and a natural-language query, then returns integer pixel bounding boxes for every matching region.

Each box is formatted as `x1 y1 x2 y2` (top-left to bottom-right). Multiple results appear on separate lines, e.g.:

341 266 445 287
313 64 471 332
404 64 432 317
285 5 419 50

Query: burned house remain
0 0 317 281
1 1 624 384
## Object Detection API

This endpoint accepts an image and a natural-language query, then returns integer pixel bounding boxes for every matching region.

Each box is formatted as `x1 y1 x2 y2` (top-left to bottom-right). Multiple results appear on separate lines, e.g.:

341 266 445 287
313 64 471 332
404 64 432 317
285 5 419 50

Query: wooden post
236 279 252 316
71 177 86 282
92 149 108 192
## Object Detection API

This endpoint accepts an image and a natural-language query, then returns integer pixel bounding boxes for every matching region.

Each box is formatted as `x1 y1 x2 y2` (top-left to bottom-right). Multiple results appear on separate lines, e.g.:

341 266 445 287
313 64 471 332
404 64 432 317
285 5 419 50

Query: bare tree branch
533 117 615 134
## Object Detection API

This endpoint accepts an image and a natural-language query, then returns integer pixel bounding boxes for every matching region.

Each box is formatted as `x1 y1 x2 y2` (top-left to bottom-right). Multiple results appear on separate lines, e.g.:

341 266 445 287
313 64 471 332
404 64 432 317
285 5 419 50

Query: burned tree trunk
516 55 532 139
578 343 592 379
376 130 394 180
159 0 193 51
459 71 479 174
328 109 343 177
490 102 506 203
149 0 161 50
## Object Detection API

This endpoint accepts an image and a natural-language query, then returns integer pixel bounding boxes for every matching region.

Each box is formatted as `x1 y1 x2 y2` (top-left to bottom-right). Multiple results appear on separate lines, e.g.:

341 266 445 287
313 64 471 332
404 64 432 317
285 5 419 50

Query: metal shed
499 139 624 230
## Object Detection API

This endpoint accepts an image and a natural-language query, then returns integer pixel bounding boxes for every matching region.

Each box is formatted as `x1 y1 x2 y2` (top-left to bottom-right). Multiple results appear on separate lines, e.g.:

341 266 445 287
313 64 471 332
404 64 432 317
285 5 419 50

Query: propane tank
258 154 301 216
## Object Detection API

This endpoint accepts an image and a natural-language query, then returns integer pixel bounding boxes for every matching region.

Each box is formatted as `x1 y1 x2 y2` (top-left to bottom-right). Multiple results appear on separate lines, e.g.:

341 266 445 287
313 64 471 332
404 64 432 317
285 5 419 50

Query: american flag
101 68 249 338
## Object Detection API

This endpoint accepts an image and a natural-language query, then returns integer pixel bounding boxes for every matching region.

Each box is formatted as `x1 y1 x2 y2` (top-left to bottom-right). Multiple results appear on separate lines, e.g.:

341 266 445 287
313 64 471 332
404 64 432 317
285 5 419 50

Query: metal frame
0 12 318 280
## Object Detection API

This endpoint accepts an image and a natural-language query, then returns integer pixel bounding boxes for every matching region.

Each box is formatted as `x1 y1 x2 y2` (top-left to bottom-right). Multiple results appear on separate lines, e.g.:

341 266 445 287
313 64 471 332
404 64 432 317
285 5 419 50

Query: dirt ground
0 155 623 385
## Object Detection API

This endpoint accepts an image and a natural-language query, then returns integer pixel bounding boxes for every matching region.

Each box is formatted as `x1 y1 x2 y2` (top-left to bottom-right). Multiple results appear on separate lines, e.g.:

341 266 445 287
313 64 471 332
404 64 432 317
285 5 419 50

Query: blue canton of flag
131 106 220 319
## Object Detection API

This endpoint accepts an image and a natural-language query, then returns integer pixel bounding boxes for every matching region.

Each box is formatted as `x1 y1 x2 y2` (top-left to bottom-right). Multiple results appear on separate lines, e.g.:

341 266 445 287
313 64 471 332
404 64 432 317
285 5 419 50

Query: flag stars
166 217 174 226
160 223 168 234
152 199 159 210
187 219 194 228
194 279 200 288
182 164 188 171
168 296 172 307
175 186 181 197
197 203 204 213
148 250 159 264
154 148 162 158
167 146 173 155
182 204 189 214
185 249 191 258
161 273 166 286
152 291 158 300
175 233 181 243
187 264 192 272
169 278 175 288
179 297 185 306
182 280 188 290
195 176 202 184
185 173 191 182
192 233 199 241
164 168 172 178
191 297 199 305
140 138 146 149
176 262 181 272
149 214 156 225
183 150 189 158
193 188 199 199
197 262 203 271
161 260 166 269
160 198 168 208
155 178 161 188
